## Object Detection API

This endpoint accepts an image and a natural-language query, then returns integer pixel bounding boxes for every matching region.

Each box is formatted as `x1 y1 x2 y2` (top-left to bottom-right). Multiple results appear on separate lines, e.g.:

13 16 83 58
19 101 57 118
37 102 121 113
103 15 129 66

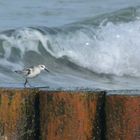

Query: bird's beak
45 68 50 72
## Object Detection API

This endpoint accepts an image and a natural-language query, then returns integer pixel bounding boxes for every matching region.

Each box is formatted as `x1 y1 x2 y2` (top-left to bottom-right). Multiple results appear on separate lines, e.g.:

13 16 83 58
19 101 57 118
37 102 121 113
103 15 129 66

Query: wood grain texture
106 95 140 140
40 91 105 140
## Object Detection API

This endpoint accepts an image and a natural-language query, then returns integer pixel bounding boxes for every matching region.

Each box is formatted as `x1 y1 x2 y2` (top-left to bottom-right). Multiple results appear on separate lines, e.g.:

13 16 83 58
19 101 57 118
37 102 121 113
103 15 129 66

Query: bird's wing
23 68 32 76
15 68 31 76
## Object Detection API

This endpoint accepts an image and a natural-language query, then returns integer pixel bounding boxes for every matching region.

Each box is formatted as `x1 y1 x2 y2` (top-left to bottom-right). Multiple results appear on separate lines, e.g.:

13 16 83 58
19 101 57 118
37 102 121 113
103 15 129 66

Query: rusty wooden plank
40 91 105 140
0 89 39 140
106 93 140 140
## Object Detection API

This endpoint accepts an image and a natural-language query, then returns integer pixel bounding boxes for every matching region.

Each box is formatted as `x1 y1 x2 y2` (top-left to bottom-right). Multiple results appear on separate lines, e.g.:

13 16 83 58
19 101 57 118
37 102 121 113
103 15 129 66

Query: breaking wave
1 7 140 89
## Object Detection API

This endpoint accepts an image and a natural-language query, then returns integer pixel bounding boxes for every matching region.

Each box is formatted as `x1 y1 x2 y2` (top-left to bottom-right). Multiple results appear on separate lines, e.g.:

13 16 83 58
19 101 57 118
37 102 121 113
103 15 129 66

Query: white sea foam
44 20 140 77
1 20 140 78
0 28 48 58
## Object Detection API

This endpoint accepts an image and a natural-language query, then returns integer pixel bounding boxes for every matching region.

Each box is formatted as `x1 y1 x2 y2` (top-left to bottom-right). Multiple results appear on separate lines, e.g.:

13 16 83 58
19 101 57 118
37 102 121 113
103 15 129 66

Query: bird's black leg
24 78 32 88
27 80 32 87
24 78 28 88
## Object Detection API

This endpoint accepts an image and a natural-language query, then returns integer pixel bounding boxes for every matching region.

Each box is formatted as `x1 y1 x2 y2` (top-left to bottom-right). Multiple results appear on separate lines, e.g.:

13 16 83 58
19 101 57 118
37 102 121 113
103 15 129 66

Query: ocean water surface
1 0 140 90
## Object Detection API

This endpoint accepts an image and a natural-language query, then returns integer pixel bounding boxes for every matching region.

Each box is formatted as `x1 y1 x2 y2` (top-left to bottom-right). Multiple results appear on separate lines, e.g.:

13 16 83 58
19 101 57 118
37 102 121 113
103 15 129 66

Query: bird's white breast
27 67 41 78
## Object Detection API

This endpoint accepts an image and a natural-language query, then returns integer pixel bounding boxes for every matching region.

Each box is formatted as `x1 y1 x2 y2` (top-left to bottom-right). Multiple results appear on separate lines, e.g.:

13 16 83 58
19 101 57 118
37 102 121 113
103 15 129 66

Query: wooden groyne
106 92 140 140
0 89 139 140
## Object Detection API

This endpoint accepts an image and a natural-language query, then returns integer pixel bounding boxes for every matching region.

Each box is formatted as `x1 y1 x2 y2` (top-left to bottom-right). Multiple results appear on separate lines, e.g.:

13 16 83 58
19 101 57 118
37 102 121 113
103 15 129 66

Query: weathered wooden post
106 91 140 140
0 89 39 140
39 91 105 140
2 89 139 140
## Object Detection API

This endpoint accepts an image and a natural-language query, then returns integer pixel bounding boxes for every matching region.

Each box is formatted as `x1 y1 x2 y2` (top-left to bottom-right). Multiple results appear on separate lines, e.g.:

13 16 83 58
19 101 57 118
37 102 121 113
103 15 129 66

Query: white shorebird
15 64 50 87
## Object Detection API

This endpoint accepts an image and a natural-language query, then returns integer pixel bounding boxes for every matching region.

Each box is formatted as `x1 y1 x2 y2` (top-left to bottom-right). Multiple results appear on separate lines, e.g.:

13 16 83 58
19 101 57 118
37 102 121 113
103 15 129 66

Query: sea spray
0 7 140 89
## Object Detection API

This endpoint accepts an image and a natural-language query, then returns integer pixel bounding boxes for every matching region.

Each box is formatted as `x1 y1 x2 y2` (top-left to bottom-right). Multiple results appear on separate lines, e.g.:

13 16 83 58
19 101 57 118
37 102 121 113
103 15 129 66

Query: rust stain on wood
40 91 105 140
0 89 39 140
106 95 140 140
1 89 139 140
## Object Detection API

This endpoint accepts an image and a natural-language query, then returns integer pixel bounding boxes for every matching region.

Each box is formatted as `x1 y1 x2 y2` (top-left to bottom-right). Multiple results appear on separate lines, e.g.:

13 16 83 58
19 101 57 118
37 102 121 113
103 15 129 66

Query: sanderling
15 64 50 87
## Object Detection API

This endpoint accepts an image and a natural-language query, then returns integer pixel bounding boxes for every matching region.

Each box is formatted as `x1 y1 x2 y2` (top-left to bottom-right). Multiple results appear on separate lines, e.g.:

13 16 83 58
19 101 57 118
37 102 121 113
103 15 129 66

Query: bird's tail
14 70 22 74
